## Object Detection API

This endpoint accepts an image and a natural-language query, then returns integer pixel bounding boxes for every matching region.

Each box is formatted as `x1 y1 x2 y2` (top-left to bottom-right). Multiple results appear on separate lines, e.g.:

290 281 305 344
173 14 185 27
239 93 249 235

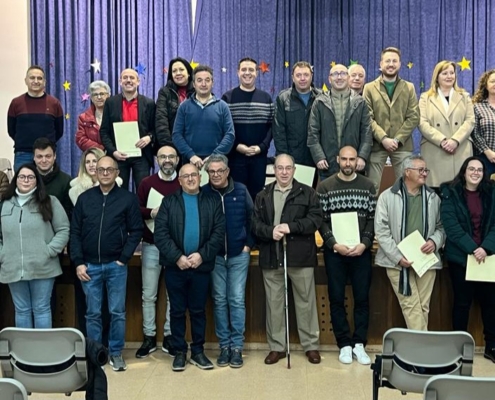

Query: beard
340 167 355 176
160 164 176 176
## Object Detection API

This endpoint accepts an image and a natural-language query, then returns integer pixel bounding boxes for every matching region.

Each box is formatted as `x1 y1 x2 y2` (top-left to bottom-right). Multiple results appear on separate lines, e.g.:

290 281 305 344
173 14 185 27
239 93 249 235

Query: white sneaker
352 344 371 365
339 346 353 364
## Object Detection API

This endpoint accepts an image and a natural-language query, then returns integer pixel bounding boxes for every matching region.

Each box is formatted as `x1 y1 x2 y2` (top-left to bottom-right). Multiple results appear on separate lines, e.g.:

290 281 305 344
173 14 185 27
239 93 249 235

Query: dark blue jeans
165 267 210 355
117 157 151 192
323 248 372 348
229 155 267 201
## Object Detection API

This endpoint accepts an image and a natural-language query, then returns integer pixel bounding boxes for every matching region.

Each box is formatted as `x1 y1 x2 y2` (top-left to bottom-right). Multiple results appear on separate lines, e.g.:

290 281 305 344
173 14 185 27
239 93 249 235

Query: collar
274 182 293 193
158 170 177 181
122 92 138 101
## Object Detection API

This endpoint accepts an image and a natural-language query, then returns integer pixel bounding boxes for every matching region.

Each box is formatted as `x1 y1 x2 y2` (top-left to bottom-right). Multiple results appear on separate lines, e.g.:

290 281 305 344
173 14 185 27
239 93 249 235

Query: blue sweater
172 94 235 161
182 192 200 255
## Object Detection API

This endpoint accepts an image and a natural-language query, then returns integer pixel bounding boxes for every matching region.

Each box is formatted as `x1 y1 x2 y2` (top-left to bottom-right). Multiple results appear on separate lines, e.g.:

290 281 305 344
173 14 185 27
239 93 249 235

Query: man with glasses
154 163 225 372
308 64 372 180
375 154 445 330
71 156 143 372
135 145 181 359
202 154 254 368
252 154 323 365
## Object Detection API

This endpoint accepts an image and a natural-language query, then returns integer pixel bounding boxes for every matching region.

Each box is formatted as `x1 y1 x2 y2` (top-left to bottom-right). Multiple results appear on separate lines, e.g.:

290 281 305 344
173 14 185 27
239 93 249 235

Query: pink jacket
75 105 104 151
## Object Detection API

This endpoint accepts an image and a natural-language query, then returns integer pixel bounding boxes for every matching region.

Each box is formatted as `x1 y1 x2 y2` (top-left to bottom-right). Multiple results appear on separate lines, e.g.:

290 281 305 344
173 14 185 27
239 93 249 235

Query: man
71 156 143 372
348 64 366 95
316 146 376 365
307 64 372 180
135 145 181 359
99 68 156 191
273 61 321 167
252 154 322 365
222 57 274 200
363 47 420 191
202 154 254 368
172 65 235 169
33 137 72 218
8 65 64 171
154 163 225 372
375 155 445 330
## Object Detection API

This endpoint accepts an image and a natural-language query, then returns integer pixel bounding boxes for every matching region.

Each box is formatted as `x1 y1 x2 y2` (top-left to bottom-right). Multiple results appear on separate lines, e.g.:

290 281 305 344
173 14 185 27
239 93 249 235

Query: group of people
2 47 495 374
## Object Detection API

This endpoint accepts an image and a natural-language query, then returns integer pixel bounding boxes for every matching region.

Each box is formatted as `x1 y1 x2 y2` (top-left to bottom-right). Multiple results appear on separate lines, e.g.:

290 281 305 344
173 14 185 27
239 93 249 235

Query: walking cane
283 237 291 369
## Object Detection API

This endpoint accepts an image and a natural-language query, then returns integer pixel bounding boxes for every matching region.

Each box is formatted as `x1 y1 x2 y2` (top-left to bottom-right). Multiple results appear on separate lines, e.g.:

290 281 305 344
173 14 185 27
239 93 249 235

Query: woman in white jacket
69 148 105 205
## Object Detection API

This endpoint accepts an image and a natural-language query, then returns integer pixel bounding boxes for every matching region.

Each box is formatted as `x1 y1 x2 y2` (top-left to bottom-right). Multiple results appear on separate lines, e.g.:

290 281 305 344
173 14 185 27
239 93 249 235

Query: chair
424 375 495 400
0 378 28 400
0 327 87 395
0 158 14 181
371 328 475 400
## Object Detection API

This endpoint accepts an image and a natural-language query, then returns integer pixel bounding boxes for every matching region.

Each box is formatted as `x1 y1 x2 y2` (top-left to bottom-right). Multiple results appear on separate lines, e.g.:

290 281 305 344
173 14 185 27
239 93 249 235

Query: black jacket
252 179 322 269
84 338 108 400
70 185 143 266
154 189 225 272
42 163 73 219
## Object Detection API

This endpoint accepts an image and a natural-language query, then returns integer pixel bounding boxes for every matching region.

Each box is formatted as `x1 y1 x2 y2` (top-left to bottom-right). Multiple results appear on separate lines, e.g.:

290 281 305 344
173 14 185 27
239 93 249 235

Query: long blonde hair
77 147 105 180
425 60 464 97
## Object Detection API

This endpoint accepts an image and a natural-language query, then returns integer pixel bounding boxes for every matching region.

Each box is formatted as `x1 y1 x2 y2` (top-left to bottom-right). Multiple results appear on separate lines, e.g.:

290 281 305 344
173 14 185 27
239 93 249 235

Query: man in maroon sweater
135 145 181 358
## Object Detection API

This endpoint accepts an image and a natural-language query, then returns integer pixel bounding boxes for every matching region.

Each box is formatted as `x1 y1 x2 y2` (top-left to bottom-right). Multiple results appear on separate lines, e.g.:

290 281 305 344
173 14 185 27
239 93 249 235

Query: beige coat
363 76 419 152
418 90 475 187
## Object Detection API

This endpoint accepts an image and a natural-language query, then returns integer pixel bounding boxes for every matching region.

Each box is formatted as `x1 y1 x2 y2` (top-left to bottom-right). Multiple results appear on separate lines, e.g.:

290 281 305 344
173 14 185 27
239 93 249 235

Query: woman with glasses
418 61 475 190
75 80 111 151
0 163 69 328
440 156 495 362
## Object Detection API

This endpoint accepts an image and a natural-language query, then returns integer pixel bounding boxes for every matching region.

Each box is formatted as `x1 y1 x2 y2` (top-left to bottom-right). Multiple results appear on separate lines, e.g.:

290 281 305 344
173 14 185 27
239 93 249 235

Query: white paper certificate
113 121 142 157
397 230 439 278
331 212 360 247
466 255 495 282
294 164 316 187
145 188 164 233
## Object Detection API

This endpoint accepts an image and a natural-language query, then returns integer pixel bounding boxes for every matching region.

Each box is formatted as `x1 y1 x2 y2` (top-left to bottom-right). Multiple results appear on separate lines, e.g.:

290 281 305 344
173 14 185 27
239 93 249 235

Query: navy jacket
70 185 143 266
202 177 255 258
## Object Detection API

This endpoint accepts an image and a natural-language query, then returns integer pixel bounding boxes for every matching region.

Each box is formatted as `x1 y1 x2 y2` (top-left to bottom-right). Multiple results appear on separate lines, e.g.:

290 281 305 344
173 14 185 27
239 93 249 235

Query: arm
451 94 475 144
154 198 183 264
75 113 105 151
418 94 446 146
47 197 70 256
286 188 323 235
136 179 152 220
252 193 275 242
7 100 16 140
316 183 337 249
61 179 74 221
427 194 446 251
363 84 388 143
374 192 404 265
212 102 235 155
307 102 326 164
0 172 9 199
119 195 144 264
197 200 226 262
172 104 196 161
244 188 256 248
55 101 64 141
155 88 173 147
70 200 85 266
260 102 275 153
361 186 377 248
99 100 117 155
357 101 373 162
273 94 289 155
394 83 419 144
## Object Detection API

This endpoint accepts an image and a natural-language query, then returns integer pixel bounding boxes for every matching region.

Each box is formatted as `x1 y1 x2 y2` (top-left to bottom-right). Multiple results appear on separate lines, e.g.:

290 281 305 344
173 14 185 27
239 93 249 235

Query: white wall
0 0 30 165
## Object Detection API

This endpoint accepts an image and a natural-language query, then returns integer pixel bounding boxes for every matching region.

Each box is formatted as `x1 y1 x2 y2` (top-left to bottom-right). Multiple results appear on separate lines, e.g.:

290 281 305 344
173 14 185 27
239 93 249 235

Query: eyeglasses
17 174 36 181
275 166 294 172
179 172 199 180
467 167 484 173
330 71 349 78
92 92 108 98
407 167 430 175
96 167 117 174
207 168 227 176
157 154 177 161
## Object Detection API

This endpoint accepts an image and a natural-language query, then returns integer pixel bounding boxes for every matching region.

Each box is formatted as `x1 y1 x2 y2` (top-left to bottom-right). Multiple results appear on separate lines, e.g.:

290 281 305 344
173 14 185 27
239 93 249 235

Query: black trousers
117 157 151 192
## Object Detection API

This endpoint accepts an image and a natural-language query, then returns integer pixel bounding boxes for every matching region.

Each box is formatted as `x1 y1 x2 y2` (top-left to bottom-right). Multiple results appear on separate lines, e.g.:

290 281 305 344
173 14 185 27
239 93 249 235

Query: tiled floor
24 348 495 400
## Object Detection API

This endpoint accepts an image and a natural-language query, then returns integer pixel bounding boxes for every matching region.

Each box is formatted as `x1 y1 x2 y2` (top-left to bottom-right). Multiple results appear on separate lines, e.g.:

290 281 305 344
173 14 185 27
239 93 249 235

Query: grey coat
0 195 70 283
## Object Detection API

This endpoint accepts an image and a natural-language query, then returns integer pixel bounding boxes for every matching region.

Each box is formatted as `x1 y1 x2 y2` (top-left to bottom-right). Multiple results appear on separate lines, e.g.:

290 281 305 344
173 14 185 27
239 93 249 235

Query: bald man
100 68 157 191
348 64 366 95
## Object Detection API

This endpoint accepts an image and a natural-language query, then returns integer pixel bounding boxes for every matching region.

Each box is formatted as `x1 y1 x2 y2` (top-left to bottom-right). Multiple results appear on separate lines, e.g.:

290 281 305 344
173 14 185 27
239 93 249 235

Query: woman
75 80 111 151
440 156 495 362
0 163 69 328
419 60 475 189
155 57 195 147
472 69 495 177
69 147 106 205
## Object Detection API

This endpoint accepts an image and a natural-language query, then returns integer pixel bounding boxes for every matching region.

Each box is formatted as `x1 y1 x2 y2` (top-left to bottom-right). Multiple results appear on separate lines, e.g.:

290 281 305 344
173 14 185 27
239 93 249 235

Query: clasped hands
176 252 203 270
272 223 290 241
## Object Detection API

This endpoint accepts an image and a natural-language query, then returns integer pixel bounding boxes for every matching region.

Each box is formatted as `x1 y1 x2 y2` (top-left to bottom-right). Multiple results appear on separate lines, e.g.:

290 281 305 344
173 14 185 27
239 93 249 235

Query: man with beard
363 47 419 191
135 145 181 358
316 146 376 365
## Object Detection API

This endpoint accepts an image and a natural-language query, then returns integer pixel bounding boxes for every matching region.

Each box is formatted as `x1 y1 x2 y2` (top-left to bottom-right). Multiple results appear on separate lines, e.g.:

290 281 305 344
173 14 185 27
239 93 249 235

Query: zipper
212 184 234 260
19 209 24 279
97 195 107 263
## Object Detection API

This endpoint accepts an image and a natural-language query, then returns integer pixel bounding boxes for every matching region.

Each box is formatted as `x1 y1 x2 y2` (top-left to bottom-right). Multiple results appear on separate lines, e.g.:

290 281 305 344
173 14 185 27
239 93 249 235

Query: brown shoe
306 350 321 364
264 351 286 365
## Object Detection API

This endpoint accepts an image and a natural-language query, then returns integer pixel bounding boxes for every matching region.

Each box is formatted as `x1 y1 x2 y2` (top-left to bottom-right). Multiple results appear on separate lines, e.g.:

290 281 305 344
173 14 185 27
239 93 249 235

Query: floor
24 347 495 400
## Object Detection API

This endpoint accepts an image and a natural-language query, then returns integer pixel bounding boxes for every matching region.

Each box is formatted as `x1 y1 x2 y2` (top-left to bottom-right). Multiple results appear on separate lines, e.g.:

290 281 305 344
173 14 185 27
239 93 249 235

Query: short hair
292 61 313 75
274 153 295 167
348 64 366 77
33 137 56 153
204 154 229 171
402 154 425 176
88 80 111 95
473 69 495 103
238 57 258 69
26 65 45 77
193 65 213 80
425 61 463 97
381 47 401 60
77 147 106 180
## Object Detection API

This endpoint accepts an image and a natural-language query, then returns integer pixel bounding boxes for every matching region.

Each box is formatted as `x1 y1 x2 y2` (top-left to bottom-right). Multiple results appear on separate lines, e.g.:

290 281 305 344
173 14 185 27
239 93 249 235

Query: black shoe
162 335 175 357
229 348 243 368
172 352 187 372
135 335 157 358
190 352 214 370
484 347 495 363
217 347 231 367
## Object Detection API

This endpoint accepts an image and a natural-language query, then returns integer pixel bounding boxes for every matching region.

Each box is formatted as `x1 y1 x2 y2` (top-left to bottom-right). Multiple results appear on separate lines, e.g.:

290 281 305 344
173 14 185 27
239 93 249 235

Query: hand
176 255 191 270
473 247 487 264
333 243 351 256
356 157 366 171
316 159 329 170
441 139 458 154
399 257 413 268
484 149 495 164
116 260 125 266
150 207 160 219
190 155 204 169
236 144 249 154
76 264 91 281
135 135 152 149
187 252 203 269
272 226 285 241
277 223 290 234
113 150 128 161
347 243 366 257
245 146 261 157
382 137 399 152
242 246 251 253
420 239 436 254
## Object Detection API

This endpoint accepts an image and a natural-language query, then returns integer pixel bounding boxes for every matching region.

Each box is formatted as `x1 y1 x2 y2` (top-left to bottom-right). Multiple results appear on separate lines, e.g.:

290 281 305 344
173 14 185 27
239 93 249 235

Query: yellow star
63 80 71 91
284 61 289 68
322 83 329 93
190 59 199 70
407 62 413 69
330 61 336 68
65 113 70 120
457 57 471 71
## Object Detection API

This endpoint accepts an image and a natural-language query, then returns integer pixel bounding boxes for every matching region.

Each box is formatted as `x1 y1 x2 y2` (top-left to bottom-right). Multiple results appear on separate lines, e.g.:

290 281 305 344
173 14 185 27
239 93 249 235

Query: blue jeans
211 252 250 350
8 278 55 328
14 151 34 172
141 243 171 337
82 261 127 356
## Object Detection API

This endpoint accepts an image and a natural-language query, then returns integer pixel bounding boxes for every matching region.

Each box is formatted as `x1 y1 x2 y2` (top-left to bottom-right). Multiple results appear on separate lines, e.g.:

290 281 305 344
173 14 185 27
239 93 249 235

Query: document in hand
466 254 495 282
397 230 439 278
113 121 142 157
331 212 360 247
145 188 164 233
